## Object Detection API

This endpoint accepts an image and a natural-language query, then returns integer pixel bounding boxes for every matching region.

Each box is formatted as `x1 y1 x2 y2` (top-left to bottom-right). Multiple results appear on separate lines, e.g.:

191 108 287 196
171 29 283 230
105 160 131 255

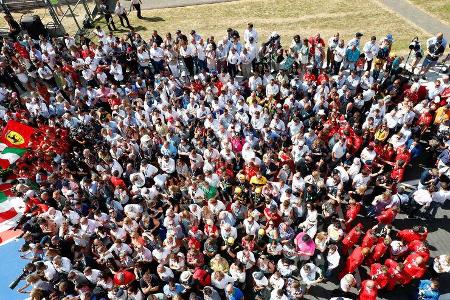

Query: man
344 45 360 71
130 0 142 19
244 23 258 44
333 39 346 75
115 0 130 28
347 32 363 50
227 48 241 78
149 42 165 74
327 33 340 71
363 36 379 71
419 33 447 78
225 283 244 300
300 262 323 289
359 279 378 300
417 279 440 300
339 246 369 278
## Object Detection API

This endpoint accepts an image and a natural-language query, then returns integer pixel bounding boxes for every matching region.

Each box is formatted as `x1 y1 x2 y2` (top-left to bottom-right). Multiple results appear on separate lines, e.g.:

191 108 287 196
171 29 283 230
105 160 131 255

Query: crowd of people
1 5 450 300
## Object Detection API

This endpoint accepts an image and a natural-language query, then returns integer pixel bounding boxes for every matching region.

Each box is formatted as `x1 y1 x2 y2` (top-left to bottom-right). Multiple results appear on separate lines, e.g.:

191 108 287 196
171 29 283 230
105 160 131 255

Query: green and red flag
0 145 27 170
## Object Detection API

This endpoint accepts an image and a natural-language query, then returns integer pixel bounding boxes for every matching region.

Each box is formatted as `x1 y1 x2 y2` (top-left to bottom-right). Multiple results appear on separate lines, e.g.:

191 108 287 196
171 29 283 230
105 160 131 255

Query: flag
0 120 35 149
0 183 14 202
0 145 27 170
0 183 24 242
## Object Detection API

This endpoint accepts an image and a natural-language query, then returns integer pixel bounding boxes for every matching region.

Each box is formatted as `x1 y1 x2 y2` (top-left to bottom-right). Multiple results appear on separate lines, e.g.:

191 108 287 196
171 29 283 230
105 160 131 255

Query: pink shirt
295 232 316 256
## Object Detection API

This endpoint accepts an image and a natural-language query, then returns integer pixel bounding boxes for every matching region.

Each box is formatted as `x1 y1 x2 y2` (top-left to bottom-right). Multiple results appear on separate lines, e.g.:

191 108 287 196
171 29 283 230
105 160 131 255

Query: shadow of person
140 16 164 22
131 25 147 32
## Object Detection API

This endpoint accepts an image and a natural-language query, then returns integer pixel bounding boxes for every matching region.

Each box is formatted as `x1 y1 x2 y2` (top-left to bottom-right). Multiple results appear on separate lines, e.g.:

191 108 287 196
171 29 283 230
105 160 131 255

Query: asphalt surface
379 0 450 37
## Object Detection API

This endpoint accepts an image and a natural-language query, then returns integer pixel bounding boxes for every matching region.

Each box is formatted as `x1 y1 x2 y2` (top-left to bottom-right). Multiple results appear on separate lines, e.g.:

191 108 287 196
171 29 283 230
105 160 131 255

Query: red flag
0 120 35 149
0 208 18 222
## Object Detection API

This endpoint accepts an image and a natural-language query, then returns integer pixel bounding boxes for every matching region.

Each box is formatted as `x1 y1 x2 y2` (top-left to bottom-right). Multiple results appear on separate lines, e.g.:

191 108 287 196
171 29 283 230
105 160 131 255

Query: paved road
379 0 450 38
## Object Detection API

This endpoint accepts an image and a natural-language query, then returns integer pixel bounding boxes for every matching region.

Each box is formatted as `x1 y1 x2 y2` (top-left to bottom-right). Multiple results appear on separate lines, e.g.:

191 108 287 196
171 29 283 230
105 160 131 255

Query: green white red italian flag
0 144 27 170
0 182 25 245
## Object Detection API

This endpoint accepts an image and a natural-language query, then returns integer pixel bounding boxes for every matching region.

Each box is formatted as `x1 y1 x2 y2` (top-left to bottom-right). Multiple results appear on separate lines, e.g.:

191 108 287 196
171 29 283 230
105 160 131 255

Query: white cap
25 190 35 198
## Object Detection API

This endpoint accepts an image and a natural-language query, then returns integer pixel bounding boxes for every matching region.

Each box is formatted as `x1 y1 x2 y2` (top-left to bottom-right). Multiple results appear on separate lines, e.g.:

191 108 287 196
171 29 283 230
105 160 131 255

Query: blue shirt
226 287 244 300
417 280 439 300
163 283 185 298
345 48 360 62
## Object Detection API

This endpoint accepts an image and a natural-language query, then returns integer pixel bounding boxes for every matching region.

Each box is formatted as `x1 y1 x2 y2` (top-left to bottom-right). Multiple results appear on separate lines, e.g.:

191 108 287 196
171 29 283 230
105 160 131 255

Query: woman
205 43 217 72
299 38 309 73
229 261 246 289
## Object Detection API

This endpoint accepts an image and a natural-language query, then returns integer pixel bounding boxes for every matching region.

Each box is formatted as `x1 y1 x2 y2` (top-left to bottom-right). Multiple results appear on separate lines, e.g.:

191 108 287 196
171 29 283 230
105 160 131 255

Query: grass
408 0 450 25
0 0 430 55
95 0 428 55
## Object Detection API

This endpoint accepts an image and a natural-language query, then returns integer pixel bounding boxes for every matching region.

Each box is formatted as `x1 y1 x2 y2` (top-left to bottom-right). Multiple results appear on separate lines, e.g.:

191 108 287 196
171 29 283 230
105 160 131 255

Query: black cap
356 32 363 37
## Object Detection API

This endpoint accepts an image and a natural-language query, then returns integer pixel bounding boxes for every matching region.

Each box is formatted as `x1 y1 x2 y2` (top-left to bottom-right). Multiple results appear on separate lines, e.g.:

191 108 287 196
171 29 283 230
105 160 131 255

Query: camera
409 37 420 51
9 269 27 290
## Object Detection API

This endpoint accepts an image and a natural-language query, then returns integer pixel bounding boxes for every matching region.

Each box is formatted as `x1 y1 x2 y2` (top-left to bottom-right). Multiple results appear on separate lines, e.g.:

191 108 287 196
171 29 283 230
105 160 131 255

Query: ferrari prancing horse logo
6 130 25 145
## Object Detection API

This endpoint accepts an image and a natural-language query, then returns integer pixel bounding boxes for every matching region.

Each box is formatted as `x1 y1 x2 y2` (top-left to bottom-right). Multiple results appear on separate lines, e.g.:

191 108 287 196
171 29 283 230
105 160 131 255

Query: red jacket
370 263 389 289
403 253 426 279
408 240 430 262
370 239 389 263
339 246 365 278
385 259 411 290
342 224 363 250
397 228 428 243
361 230 378 249
376 208 397 224
359 280 378 300
345 203 361 223
193 267 211 287
24 197 43 214
110 176 126 189
113 270 135 286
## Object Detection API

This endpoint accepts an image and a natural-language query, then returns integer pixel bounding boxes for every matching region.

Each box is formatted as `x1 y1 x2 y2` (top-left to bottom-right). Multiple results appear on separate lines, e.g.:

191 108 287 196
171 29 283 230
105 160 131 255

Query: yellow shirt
434 106 450 124
250 175 268 186
246 96 261 105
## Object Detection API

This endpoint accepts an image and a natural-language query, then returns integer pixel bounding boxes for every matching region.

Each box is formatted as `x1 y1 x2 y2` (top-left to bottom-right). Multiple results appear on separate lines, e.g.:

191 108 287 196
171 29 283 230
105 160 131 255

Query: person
363 36 379 71
225 283 244 300
115 0 131 28
417 279 440 300
339 246 370 278
300 262 323 289
3 14 21 40
130 0 143 19
3 25 450 300
359 279 378 300
99 1 117 31
419 33 447 78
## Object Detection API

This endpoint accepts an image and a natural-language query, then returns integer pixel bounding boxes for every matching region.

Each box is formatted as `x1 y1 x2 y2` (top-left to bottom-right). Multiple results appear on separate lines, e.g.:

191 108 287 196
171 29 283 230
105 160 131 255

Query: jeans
197 59 207 72
228 63 237 78
152 60 164 74
333 61 342 75
183 56 194 76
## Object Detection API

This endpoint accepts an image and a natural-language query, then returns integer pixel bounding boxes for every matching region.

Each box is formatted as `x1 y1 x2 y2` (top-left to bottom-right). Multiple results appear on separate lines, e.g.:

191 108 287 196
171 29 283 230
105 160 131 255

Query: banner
0 120 35 149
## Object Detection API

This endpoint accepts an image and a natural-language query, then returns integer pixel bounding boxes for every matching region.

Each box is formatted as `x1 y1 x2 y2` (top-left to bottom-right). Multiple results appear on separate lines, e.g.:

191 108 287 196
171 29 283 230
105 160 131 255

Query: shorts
422 57 438 68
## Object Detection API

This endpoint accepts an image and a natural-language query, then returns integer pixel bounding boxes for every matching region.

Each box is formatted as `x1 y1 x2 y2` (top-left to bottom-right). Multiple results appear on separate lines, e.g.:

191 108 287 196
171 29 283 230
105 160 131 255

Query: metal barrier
0 0 98 37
